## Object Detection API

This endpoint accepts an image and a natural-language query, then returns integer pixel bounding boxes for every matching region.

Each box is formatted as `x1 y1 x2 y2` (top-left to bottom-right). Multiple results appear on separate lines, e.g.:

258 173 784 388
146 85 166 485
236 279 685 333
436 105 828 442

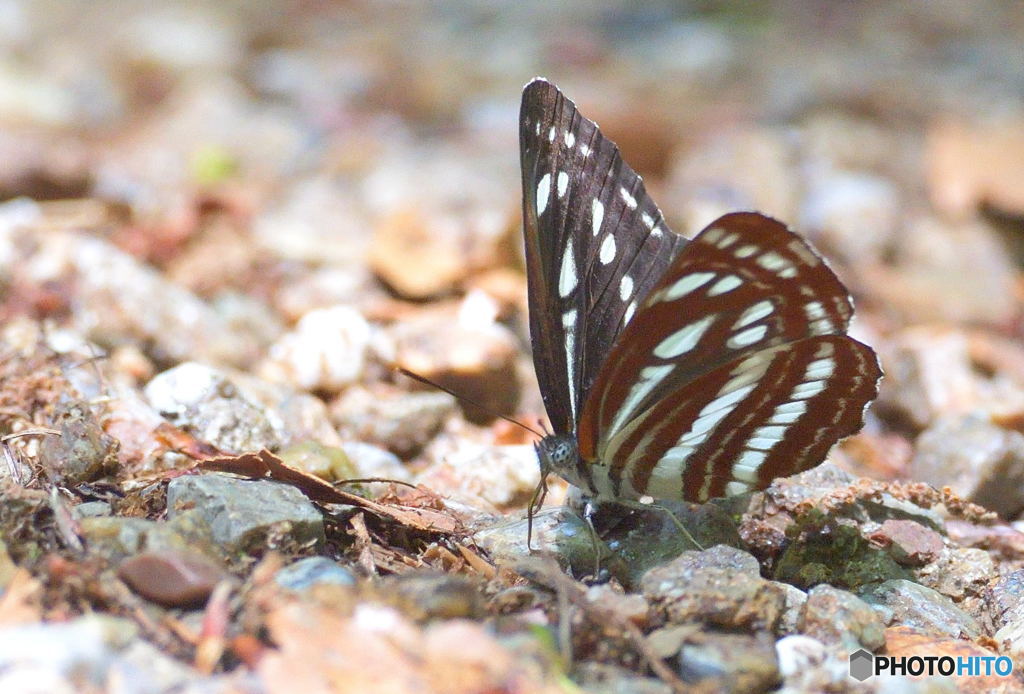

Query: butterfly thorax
535 433 597 496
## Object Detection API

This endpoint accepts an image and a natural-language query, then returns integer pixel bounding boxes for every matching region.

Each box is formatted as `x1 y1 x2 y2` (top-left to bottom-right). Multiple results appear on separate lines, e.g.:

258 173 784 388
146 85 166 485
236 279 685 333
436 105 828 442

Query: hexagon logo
849 649 874 681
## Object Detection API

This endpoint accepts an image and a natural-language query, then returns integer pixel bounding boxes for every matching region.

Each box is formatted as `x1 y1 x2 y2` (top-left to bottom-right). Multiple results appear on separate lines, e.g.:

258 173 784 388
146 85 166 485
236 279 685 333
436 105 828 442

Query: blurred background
1 1 1024 497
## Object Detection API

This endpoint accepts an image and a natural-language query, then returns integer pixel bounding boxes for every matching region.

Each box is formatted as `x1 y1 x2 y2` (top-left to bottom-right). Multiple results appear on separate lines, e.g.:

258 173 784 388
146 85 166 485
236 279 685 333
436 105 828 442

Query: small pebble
118 550 227 608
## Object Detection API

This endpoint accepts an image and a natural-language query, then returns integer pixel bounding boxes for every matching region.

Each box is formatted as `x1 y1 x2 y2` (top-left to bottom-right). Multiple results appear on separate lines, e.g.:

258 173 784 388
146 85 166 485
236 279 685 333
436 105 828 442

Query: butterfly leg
652 503 704 551
526 475 549 551
610 498 705 551
582 500 605 579
653 502 704 550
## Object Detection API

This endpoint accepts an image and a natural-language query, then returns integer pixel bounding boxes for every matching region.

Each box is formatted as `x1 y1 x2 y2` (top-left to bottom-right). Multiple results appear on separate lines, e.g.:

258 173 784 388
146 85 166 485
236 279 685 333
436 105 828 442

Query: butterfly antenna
395 367 545 438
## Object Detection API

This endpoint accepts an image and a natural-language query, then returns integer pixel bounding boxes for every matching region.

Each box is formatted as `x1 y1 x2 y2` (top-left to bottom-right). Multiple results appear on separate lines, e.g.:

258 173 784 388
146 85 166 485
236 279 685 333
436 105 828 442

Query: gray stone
858 579 980 639
80 517 161 561
572 662 671 694
990 569 1024 659
333 385 456 458
105 640 199 693
800 170 899 264
378 573 485 620
0 615 246 693
274 557 356 591
775 582 808 636
915 546 993 601
339 441 411 481
910 415 1024 519
167 473 324 554
472 507 609 579
799 585 886 652
641 546 786 631
0 615 137 686
602 499 742 588
775 634 828 679
80 511 221 563
39 400 119 484
72 501 112 519
771 463 945 530
145 362 282 454
873 328 977 432
677 631 779 692
986 568 1024 630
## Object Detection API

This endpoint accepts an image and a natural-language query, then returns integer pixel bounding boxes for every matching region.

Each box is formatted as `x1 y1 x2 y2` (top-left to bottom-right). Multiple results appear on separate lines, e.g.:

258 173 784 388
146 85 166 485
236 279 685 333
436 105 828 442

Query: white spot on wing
708 274 742 296
716 231 739 249
774 400 808 416
702 226 723 244
557 171 569 198
623 300 637 325
753 425 787 440
620 188 637 209
700 384 756 418
654 315 715 358
564 131 575 148
641 213 654 228
558 237 577 298
757 252 788 271
725 481 751 496
719 351 774 395
536 174 551 216
733 450 767 481
735 244 758 258
563 309 577 419
592 199 604 236
608 364 674 435
735 300 774 328
791 380 827 400
676 399 732 445
805 357 835 380
727 324 768 349
580 143 590 156
805 301 834 334
769 400 807 425
548 126 556 143
746 438 777 451
599 234 616 265
619 275 634 301
664 272 715 301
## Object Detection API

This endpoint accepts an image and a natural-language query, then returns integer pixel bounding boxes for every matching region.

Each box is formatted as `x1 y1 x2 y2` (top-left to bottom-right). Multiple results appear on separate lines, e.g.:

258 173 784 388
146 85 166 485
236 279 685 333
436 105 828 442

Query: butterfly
519 78 881 514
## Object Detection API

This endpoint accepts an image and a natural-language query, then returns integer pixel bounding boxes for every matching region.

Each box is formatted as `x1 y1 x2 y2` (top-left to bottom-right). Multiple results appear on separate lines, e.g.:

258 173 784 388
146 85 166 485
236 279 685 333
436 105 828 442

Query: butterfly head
534 433 593 494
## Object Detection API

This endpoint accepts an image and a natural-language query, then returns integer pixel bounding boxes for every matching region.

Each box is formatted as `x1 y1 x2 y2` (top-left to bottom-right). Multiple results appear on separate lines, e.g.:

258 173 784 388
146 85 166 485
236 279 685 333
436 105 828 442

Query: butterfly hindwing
520 78 686 436
594 335 878 501
575 213 881 500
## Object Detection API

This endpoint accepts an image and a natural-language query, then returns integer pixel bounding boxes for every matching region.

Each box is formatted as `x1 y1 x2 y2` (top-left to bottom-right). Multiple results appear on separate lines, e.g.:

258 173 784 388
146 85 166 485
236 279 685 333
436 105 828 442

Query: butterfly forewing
520 78 686 436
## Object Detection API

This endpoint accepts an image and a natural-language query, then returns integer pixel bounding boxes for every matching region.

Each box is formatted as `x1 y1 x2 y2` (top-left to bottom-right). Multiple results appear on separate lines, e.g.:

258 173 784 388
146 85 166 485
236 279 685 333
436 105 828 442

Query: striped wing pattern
520 79 881 505
520 79 686 437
